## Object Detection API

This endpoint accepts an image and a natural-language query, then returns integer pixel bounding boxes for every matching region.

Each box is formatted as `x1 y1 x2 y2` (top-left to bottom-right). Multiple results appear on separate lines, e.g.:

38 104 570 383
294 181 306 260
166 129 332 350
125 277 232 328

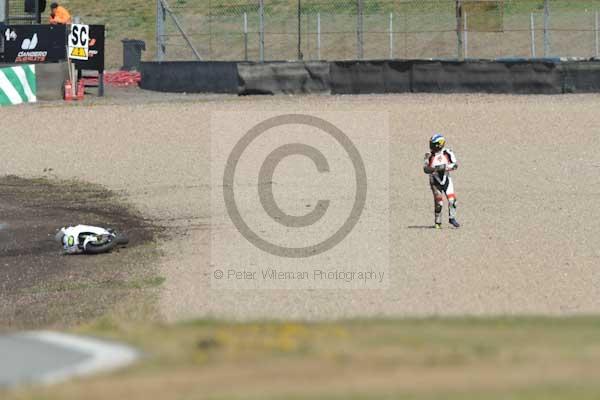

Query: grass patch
5 317 600 399
42 0 600 66
22 274 166 295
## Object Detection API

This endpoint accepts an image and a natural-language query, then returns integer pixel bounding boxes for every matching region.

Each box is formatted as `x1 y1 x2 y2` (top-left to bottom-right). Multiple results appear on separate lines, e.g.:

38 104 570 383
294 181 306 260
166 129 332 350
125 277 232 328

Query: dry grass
4 317 600 399
33 0 600 67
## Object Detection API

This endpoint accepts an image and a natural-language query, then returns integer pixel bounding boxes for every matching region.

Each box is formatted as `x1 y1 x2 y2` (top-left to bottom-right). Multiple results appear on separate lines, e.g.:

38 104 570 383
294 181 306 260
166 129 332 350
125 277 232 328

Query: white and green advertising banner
0 65 37 106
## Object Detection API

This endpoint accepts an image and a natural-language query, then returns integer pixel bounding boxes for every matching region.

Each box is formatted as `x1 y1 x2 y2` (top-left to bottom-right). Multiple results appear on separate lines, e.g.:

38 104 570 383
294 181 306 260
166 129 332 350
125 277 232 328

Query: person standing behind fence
49 2 71 25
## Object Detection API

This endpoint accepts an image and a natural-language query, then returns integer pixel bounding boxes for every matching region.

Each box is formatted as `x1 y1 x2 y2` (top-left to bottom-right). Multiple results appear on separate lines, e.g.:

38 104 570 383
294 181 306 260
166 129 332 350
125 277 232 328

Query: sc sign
68 24 89 60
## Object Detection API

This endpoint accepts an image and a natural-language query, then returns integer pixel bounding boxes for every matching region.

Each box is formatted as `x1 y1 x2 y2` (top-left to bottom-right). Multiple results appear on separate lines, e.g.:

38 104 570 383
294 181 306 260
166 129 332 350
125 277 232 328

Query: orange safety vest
49 6 72 25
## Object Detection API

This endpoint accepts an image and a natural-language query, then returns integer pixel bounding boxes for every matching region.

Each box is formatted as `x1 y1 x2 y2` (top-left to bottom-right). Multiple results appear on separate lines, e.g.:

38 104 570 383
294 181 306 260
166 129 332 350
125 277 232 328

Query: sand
1 91 599 320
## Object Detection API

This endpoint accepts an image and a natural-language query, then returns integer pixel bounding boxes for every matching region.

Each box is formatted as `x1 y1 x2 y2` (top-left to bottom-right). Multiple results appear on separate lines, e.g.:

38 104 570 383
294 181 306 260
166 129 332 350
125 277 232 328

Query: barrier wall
139 59 600 95
412 60 563 94
140 61 238 93
36 62 68 101
0 65 37 106
1 62 68 102
238 62 330 95
559 61 600 93
330 61 411 94
331 60 567 95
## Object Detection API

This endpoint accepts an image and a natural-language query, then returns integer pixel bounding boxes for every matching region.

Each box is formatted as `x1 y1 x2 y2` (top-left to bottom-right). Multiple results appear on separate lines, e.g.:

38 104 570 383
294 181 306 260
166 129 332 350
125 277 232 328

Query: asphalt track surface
0 335 86 386
0 332 137 387
1 91 599 321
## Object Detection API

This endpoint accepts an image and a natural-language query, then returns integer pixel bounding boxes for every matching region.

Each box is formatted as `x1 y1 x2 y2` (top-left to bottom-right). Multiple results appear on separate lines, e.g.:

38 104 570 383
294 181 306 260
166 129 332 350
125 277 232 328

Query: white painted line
21 331 139 385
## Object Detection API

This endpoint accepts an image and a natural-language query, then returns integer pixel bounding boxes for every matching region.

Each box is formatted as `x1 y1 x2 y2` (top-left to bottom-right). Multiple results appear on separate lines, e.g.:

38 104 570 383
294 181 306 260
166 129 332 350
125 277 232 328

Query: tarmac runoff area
0 332 138 387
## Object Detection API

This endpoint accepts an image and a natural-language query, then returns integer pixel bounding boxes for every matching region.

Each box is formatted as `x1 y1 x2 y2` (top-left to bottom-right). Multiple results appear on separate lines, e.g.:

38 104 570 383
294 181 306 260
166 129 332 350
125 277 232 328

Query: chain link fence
158 0 600 62
5 1 600 68
4 0 42 24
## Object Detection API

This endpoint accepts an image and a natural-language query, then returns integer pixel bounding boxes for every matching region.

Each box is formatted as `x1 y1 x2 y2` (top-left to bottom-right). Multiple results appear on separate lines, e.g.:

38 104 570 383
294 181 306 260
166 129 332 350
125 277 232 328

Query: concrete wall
35 62 67 101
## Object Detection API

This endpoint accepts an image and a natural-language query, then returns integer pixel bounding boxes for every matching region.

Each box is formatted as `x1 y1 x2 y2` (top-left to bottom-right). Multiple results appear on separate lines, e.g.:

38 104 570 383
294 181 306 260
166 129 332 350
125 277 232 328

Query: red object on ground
104 71 141 87
76 79 85 100
64 79 85 101
64 80 73 101
81 77 99 86
79 72 141 90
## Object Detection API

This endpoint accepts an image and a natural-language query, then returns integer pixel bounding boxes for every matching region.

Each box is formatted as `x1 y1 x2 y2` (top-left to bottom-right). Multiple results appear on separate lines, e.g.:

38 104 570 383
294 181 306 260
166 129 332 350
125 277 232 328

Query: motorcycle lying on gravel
54 225 129 255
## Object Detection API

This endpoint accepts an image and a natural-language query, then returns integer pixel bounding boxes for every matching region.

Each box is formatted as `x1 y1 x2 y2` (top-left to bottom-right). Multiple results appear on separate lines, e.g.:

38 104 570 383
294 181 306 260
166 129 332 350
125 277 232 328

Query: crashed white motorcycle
55 225 129 255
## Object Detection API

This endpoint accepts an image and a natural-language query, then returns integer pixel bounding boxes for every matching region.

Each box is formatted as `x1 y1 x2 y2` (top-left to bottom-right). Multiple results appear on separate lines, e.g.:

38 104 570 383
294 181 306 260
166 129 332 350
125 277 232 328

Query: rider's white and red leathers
423 149 458 225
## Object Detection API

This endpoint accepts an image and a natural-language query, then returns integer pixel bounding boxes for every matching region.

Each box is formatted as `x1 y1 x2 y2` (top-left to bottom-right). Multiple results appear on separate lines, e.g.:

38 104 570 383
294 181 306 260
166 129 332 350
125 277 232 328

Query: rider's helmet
430 134 446 152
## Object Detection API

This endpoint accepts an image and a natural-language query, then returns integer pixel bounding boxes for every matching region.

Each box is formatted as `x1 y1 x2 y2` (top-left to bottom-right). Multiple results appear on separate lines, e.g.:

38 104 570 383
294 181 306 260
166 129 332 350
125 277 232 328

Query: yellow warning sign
68 24 90 60
70 47 87 58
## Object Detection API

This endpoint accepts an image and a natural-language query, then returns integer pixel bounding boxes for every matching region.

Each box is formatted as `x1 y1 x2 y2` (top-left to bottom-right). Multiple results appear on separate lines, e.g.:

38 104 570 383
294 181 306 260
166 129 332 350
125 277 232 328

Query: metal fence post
357 0 364 59
464 11 468 59
35 0 40 23
156 0 166 61
456 0 464 61
404 11 408 58
594 11 600 58
297 0 303 60
161 0 202 60
243 12 248 61
530 12 536 58
306 12 310 59
389 13 393 59
543 0 550 57
317 12 321 60
0 0 6 23
259 0 265 62
208 0 212 58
